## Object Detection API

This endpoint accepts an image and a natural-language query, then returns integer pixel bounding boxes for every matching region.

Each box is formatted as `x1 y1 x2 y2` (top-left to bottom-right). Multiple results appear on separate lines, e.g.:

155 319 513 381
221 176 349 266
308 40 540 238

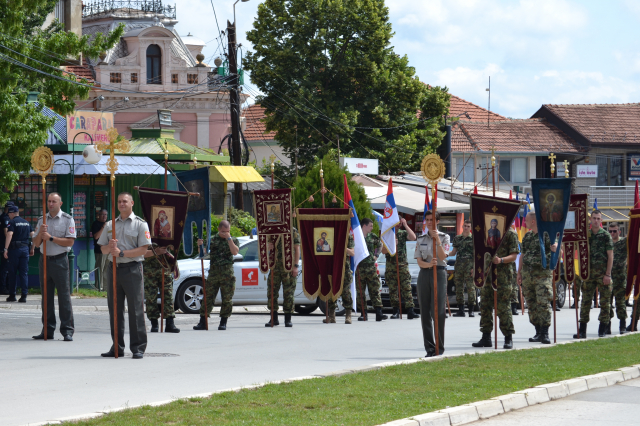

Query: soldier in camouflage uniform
325 233 354 324
383 217 419 320
574 210 614 339
194 220 240 331
451 220 475 317
265 227 300 328
356 218 387 322
517 212 557 345
143 244 179 333
607 222 628 334
472 227 520 349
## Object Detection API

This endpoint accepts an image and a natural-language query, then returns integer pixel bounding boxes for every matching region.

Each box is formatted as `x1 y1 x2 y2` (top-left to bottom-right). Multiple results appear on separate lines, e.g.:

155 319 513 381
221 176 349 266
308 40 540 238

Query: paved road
0 301 632 426
472 377 640 425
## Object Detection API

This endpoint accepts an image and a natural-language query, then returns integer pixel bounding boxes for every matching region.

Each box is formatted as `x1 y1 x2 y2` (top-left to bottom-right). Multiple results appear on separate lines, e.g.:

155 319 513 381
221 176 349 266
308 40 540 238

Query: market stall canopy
36 155 165 175
208 165 264 183
368 186 469 214
128 129 229 164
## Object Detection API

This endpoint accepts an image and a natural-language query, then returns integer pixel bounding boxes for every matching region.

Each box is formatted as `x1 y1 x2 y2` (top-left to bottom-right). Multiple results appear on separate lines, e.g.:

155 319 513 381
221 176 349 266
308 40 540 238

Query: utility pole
228 19 243 210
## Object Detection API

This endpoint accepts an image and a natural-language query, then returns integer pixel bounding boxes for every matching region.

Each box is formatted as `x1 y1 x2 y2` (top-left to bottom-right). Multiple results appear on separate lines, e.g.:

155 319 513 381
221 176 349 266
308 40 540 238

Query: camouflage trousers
386 261 414 308
479 268 515 336
510 264 519 304
454 259 475 308
144 269 175 320
521 266 552 327
329 264 353 311
356 266 382 309
609 271 628 320
580 277 612 325
267 267 296 313
201 265 235 318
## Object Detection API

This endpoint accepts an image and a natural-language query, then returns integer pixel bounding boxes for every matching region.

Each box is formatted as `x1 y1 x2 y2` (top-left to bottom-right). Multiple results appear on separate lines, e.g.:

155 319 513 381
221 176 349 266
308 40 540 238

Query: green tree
0 0 123 203
244 0 450 175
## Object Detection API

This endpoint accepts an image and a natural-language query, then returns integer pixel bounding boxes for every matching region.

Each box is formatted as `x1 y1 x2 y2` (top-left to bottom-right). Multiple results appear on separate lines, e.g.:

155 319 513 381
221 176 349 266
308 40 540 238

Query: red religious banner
253 188 293 273
470 194 522 289
297 208 350 301
558 194 590 283
626 208 640 299
137 187 190 274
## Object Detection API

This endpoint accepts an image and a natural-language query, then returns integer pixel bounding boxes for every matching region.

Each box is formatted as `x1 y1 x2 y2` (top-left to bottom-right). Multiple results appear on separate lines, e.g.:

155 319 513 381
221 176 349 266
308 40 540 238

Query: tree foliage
0 0 123 203
244 0 450 175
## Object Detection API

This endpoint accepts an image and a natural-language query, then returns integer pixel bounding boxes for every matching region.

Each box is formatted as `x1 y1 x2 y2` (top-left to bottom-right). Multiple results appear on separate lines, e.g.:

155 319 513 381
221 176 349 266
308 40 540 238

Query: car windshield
376 241 417 264
238 240 259 261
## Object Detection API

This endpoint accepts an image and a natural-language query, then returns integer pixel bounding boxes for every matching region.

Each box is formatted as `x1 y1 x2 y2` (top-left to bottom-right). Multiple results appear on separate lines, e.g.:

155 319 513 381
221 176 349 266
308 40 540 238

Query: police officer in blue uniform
0 201 14 295
3 205 32 302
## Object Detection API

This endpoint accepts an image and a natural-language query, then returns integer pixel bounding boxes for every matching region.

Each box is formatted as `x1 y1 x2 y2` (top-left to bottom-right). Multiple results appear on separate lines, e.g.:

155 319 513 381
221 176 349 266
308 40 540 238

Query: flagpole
549 153 558 343
491 147 497 350
270 159 275 328
160 142 169 333
432 184 440 356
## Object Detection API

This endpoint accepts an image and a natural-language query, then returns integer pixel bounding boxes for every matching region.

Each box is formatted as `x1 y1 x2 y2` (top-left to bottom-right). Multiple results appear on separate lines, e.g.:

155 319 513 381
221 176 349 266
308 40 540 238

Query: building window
10 175 57 230
146 44 162 84
498 158 527 183
172 74 178 84
110 73 121 83
187 74 198 84
454 156 475 182
597 155 623 186
130 73 138 83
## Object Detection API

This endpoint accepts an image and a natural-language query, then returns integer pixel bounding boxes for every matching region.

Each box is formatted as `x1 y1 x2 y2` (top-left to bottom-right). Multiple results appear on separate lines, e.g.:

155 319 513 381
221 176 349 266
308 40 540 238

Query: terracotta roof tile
541 103 640 145
451 118 582 153
449 94 507 122
242 104 276 141
65 57 95 83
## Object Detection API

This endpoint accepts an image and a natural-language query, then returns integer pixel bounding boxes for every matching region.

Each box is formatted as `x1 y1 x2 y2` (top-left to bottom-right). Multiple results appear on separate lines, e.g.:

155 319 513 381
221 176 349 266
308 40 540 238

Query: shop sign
67 111 115 144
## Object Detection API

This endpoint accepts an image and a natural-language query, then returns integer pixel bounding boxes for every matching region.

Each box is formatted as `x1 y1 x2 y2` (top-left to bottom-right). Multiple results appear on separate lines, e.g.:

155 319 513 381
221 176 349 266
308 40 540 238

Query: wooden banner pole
552 269 557 343
200 249 208 331
111 178 118 357
42 181 48 341
574 282 580 336
432 185 440 356
490 147 498 350
396 255 402 319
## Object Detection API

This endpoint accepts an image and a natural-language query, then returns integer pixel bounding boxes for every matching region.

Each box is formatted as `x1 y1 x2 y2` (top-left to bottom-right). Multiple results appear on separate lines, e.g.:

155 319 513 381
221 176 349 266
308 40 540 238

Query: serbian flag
381 179 400 255
343 175 369 311
422 186 431 233
515 192 523 240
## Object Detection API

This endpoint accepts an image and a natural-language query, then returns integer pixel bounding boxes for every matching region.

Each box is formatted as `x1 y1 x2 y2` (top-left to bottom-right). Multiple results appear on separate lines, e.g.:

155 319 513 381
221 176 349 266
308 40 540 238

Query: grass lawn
28 288 107 298
69 334 640 426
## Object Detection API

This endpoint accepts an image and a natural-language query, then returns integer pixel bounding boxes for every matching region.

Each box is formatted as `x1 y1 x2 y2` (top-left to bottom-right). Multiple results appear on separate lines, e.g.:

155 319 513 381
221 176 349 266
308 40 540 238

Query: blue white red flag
422 186 431 233
381 179 400 255
343 175 369 311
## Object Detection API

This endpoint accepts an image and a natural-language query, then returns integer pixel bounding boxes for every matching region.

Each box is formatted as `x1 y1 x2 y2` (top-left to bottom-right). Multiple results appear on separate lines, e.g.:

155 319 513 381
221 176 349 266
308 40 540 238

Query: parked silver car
171 237 318 315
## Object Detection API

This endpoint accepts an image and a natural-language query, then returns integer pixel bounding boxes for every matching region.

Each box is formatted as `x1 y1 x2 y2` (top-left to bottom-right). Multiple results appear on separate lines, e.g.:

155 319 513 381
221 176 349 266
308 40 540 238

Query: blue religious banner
531 178 574 269
176 167 211 256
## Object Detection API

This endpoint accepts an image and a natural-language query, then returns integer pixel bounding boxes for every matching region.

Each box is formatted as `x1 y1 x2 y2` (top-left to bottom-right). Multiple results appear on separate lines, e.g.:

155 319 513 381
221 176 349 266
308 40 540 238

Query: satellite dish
82 145 102 165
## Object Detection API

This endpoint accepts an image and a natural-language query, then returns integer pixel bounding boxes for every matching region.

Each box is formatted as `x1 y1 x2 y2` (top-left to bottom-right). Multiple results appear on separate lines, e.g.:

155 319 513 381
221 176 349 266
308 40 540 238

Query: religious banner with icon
531 178 574 269
626 207 640 300
176 167 210 256
557 194 590 283
297 208 350 301
253 188 294 273
471 194 522 289
137 187 191 274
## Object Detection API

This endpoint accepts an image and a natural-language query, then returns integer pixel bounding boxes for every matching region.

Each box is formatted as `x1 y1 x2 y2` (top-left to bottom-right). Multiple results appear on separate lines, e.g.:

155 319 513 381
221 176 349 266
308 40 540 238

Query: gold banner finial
563 159 569 178
96 128 130 179
31 147 54 183
420 153 445 186
548 152 556 176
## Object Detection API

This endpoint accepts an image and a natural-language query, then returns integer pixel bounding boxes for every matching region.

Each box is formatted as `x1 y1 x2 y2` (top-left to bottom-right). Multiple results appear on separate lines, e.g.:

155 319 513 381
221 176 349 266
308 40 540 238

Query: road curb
20 331 640 426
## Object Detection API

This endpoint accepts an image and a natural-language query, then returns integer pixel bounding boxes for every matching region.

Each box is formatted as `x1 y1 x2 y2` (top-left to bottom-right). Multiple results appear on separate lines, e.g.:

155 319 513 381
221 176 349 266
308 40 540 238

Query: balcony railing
82 0 176 19
574 185 637 208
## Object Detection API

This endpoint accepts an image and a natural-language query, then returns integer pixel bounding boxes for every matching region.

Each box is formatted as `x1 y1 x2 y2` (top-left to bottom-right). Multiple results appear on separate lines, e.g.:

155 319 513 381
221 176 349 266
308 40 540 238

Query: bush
227 207 257 235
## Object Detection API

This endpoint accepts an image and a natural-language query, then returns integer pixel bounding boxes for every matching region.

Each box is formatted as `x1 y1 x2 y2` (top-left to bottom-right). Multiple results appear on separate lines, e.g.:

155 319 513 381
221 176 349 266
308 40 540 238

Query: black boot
375 307 388 321
606 322 612 335
6 294 16 302
529 325 541 342
193 316 207 330
626 315 638 332
573 322 587 339
453 305 465 317
540 326 551 344
284 313 293 327
390 307 400 319
511 303 519 316
620 318 628 335
150 319 159 332
472 333 492 348
503 334 513 349
218 317 227 331
165 317 180 333
407 307 420 319
18 295 26 303
265 312 279 327
598 322 606 338
358 311 368 321
468 304 475 317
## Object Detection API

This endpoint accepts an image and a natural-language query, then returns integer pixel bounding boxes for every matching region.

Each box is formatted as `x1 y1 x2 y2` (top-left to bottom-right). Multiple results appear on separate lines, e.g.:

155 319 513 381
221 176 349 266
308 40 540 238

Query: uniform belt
425 265 446 270
109 261 141 268
9 241 29 249
46 252 67 260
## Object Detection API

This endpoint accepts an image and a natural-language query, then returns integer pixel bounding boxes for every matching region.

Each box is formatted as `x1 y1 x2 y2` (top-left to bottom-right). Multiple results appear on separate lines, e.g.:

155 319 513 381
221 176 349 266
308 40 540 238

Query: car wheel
176 279 203 315
556 279 566 309
294 304 318 315
316 297 347 316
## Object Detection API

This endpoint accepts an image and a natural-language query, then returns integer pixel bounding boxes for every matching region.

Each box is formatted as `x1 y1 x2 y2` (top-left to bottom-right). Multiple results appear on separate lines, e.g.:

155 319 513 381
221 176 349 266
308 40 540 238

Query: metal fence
82 0 177 18
574 186 637 207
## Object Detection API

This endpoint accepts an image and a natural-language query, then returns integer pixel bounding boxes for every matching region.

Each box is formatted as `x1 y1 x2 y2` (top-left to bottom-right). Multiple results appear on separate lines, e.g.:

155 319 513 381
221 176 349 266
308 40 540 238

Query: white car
171 237 318 315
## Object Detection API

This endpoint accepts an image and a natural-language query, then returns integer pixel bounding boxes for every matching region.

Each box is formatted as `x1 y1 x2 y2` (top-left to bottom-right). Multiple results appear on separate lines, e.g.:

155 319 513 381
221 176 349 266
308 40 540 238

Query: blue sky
175 0 640 119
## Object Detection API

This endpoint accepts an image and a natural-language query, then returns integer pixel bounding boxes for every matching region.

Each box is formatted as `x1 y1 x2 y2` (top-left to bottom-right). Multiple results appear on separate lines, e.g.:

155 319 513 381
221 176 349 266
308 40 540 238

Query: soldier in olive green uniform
325 233 355 324
509 225 521 316
451 220 475 317
356 218 387 322
517 212 557 345
574 210 614 339
607 222 628 334
194 220 240 331
143 244 179 333
383 217 419 319
265 227 301 327
472 227 520 349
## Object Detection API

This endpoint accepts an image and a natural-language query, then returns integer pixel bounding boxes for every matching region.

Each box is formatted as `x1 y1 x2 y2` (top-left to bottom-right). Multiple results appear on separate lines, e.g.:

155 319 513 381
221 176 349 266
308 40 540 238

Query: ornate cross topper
95 128 131 181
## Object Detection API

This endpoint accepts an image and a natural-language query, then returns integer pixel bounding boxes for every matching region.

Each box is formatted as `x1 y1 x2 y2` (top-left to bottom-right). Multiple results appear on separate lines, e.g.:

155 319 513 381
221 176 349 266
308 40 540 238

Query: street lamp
233 0 250 25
